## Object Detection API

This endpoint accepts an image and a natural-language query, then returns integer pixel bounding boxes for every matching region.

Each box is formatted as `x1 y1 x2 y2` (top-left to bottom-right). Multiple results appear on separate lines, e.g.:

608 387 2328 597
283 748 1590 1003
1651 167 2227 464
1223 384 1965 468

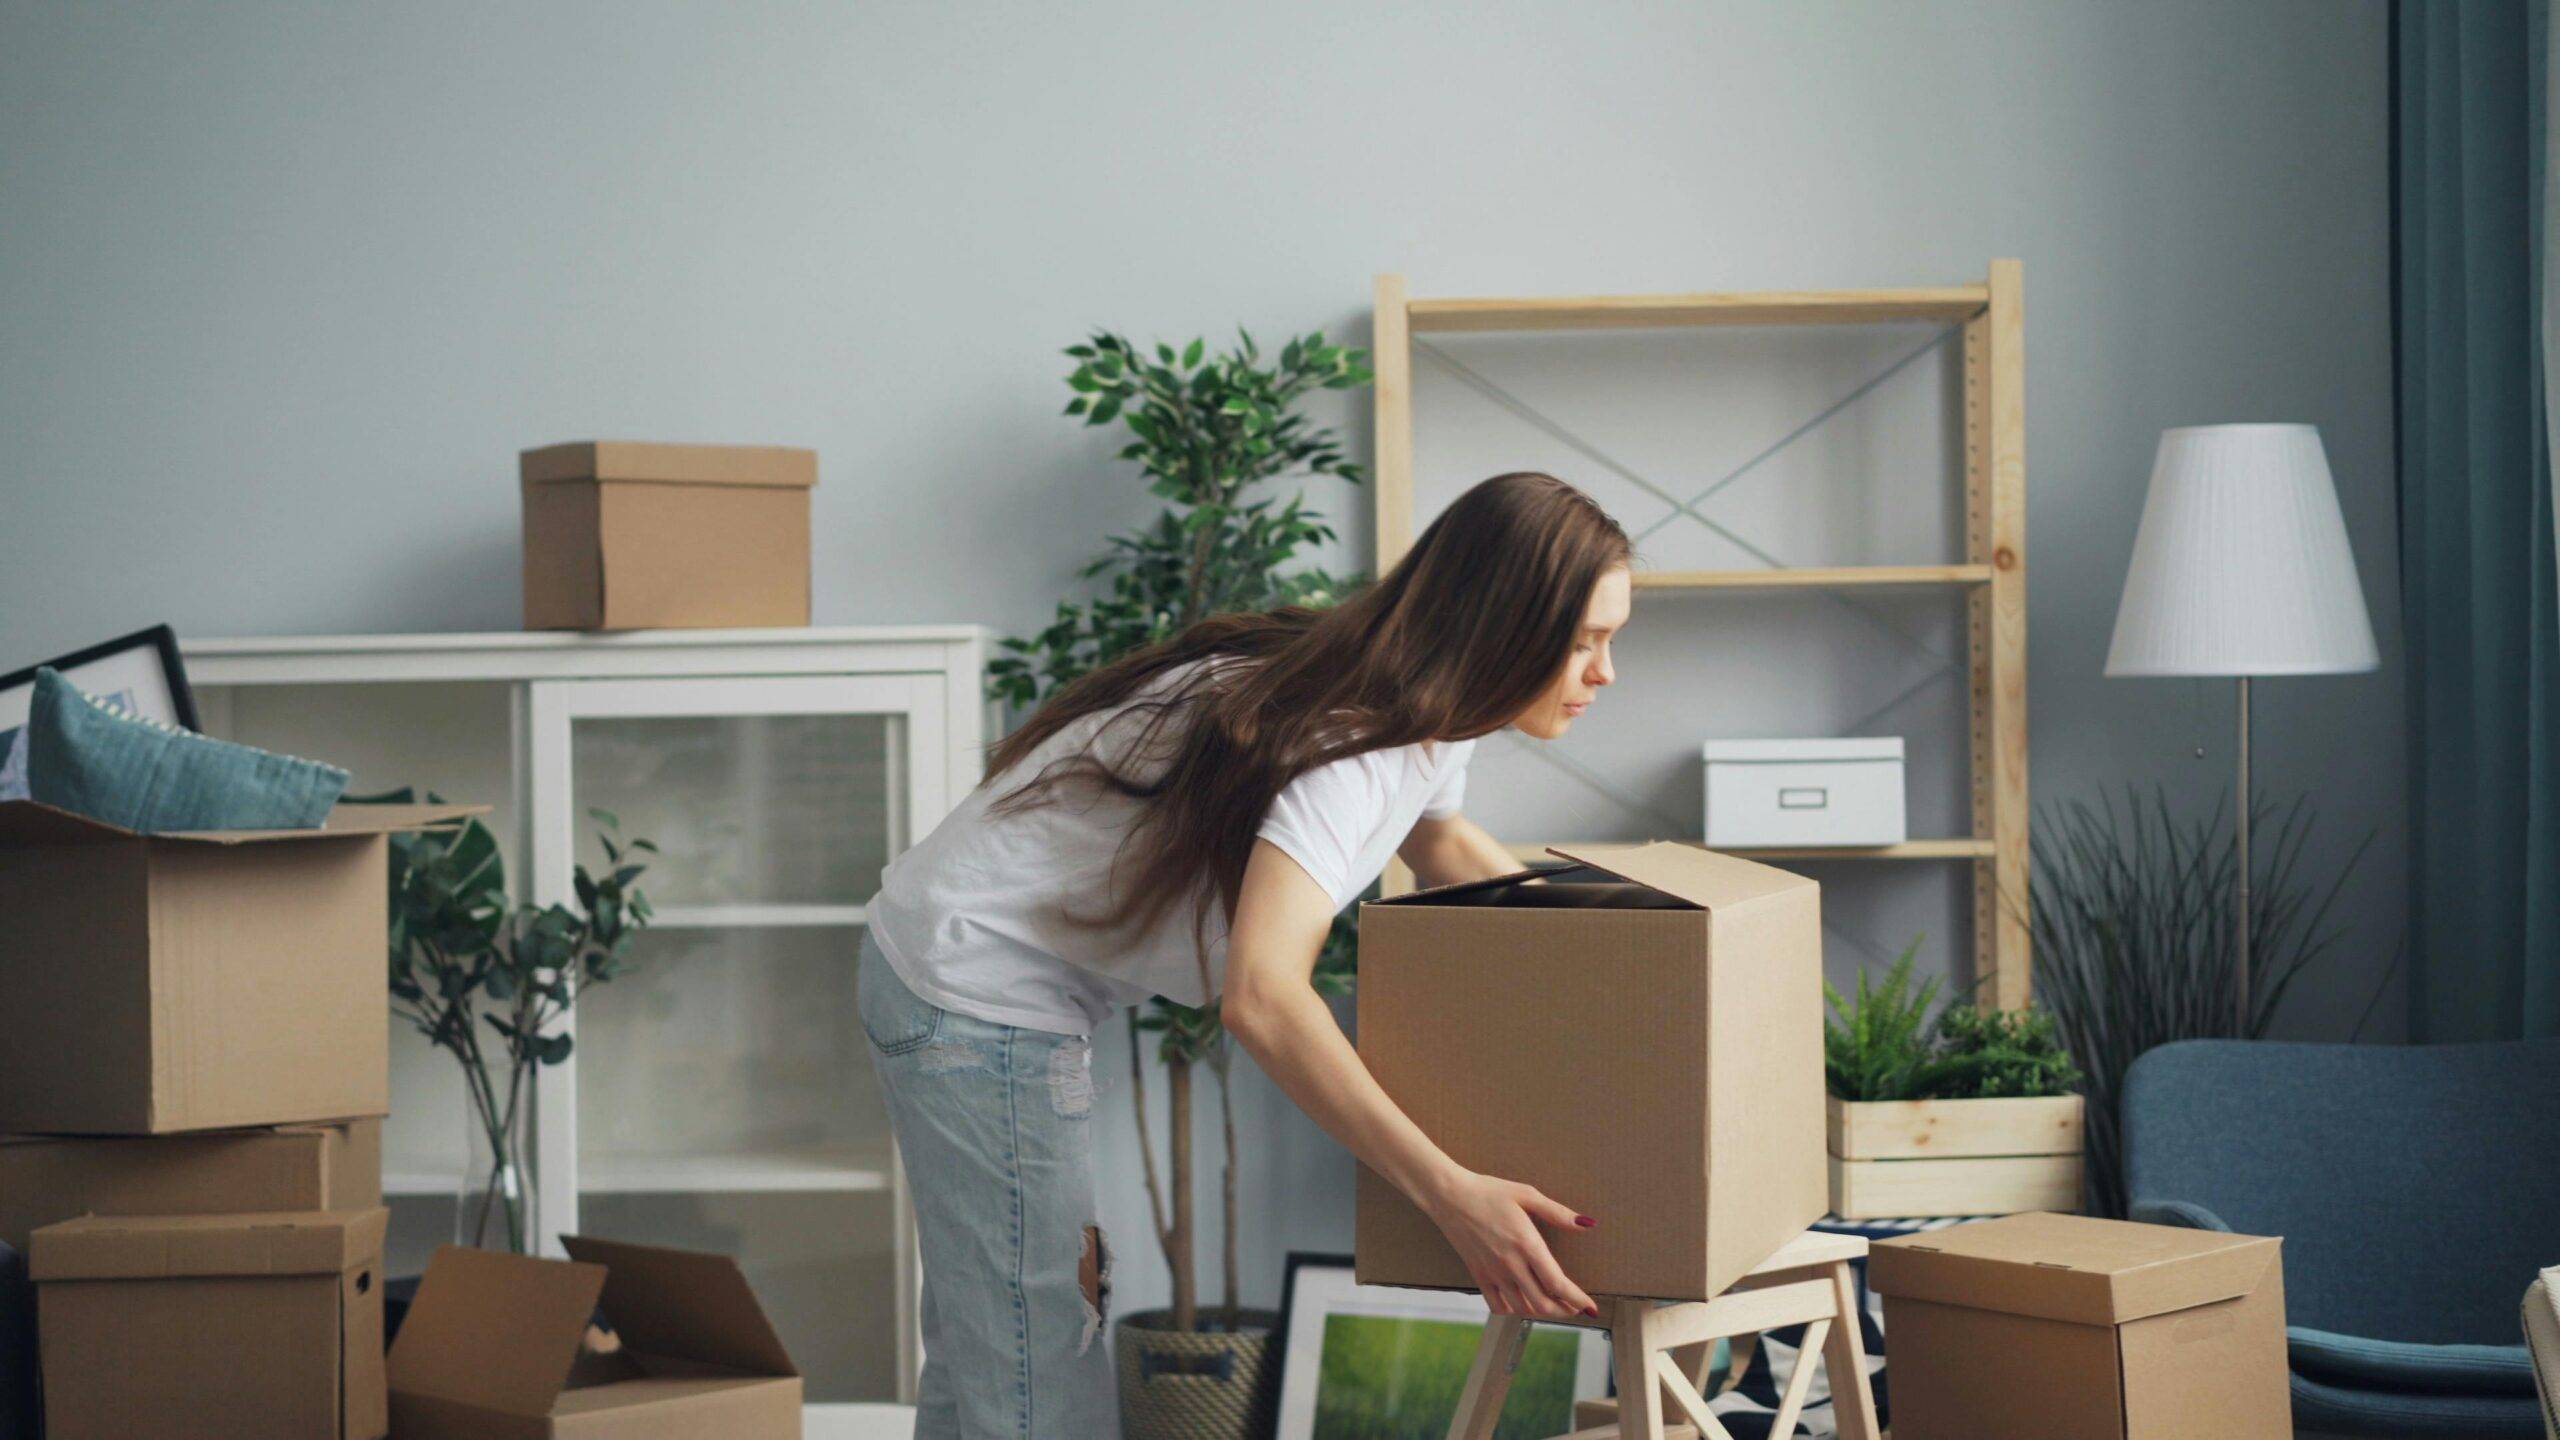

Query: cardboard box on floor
0 801 481 1135
1354 842 1827 1302
0 1118 381 1254
389 1236 802 1438
520 440 818 631
31 1208 389 1440
1869 1211 2291 1440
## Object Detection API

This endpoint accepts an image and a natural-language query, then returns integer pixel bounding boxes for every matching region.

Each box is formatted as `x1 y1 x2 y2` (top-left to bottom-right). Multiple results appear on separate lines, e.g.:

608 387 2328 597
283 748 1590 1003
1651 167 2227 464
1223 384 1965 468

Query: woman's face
1510 566 1631 740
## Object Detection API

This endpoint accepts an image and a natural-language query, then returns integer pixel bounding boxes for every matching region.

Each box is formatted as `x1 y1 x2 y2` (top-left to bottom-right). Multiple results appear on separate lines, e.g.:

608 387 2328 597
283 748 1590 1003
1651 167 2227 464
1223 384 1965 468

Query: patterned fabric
1688 1215 1968 1438
24 667 346 831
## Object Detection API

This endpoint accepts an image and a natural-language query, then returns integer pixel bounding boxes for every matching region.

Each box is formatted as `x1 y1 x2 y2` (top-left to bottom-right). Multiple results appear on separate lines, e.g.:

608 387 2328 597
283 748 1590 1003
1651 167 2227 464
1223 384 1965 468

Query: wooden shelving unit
1374 263 2031 1008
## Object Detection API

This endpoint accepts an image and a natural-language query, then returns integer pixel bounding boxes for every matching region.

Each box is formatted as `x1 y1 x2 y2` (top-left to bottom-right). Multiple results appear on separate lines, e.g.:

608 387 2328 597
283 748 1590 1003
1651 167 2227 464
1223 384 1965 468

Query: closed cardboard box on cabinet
520 440 817 631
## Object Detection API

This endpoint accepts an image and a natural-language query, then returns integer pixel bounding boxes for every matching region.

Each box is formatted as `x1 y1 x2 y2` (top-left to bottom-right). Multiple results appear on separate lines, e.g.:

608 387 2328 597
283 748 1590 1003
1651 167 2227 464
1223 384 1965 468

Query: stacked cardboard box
0 799 477 1440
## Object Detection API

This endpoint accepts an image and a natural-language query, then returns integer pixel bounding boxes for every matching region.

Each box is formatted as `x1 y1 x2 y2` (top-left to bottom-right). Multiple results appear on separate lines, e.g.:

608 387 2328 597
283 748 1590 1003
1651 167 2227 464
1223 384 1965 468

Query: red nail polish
1575 1215 1597 1228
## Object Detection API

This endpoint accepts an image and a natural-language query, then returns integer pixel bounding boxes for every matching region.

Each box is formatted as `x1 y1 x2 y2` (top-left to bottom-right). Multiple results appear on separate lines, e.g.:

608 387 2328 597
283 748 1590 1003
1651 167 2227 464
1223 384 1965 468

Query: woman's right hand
1422 1169 1600 1319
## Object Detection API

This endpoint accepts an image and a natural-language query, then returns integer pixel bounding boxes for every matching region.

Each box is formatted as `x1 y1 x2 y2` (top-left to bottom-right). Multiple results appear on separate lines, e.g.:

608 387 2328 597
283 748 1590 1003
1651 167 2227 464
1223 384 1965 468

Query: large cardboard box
0 801 478 1134
389 1236 803 1438
0 1118 382 1253
521 440 818 631
32 1208 390 1440
1869 1211 2290 1440
1354 843 1826 1302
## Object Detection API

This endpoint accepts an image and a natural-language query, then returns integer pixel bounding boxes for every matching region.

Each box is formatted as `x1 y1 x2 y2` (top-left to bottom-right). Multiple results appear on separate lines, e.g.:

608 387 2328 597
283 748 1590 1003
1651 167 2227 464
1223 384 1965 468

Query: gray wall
0 1 2399 1321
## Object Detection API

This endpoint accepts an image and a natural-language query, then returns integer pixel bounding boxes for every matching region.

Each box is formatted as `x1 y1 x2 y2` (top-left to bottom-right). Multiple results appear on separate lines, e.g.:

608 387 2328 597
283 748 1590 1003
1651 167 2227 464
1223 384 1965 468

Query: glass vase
458 1094 538 1253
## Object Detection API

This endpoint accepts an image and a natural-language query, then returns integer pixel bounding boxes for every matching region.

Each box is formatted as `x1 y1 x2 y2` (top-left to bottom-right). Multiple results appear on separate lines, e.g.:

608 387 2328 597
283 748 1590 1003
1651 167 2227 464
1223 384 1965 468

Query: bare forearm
1401 814 1523 889
1227 984 1465 1211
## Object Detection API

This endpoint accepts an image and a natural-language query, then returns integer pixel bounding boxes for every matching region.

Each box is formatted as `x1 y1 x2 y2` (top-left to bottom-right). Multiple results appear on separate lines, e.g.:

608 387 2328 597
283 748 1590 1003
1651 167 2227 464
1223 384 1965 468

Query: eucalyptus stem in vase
370 789 658 1253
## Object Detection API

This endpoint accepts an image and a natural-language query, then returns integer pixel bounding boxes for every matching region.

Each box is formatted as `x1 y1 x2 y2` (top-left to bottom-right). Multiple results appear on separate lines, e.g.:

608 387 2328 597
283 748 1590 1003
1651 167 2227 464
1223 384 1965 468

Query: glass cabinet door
526 673 946 1418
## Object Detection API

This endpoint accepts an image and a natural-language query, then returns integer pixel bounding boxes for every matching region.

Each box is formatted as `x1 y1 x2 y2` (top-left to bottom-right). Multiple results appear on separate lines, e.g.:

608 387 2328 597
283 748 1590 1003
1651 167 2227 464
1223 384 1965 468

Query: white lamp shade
2105 423 2380 677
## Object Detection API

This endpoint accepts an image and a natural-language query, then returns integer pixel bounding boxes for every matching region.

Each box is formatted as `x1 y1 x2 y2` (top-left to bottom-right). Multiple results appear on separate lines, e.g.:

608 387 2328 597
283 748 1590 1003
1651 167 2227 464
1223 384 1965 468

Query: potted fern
1824 940 2084 1219
991 325 1369 1440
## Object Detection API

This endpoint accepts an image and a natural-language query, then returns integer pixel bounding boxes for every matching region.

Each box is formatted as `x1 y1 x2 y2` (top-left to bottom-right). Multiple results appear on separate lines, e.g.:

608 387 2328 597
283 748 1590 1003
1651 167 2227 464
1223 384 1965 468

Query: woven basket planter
1113 1306 1279 1440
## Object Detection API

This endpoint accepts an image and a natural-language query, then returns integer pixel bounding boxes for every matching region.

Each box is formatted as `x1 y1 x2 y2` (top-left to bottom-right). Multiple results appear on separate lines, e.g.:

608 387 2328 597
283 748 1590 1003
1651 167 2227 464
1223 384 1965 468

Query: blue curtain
2395 0 2560 1040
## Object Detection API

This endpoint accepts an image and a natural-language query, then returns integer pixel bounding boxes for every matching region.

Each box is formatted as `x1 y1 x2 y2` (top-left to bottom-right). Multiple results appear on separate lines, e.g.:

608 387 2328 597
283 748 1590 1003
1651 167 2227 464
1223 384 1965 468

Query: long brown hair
985 472 1632 976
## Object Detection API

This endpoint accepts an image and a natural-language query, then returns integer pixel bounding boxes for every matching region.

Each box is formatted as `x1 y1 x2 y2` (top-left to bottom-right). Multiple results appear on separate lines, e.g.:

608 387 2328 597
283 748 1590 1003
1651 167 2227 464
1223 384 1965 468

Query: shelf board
1633 565 1992 592
1513 838 1995 864
645 903 869 929
386 1147 897 1198
580 1149 894 1194
1407 286 1991 334
384 1171 464 1198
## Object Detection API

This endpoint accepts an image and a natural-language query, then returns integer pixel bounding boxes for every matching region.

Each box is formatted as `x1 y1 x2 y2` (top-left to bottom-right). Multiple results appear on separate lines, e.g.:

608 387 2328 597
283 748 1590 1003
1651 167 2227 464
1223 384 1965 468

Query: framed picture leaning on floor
0 624 199 800
1270 1251 1611 1440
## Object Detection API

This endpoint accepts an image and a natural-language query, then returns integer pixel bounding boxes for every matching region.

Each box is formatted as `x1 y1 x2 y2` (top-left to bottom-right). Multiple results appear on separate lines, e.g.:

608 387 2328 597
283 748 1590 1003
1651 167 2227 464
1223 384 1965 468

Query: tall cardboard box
389 1236 802 1438
31 1208 390 1440
1354 843 1826 1302
0 1118 382 1253
520 440 818 631
1868 1211 2291 1440
0 801 478 1134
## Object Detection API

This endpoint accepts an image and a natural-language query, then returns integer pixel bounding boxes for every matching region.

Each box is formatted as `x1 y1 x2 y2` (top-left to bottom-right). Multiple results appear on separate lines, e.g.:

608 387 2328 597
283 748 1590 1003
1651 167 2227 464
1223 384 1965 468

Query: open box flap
388 1244 607 1418
1870 1212 2281 1325
1369 861 1570 906
1545 841 1816 912
162 802 488 843
30 1207 386 1282
0 800 487 847
561 1235 799 1378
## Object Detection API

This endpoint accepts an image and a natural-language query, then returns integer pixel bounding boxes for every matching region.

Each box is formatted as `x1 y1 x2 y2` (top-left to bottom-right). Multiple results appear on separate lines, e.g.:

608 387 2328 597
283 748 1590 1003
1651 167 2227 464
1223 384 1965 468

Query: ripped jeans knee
1078 1222 1113 1353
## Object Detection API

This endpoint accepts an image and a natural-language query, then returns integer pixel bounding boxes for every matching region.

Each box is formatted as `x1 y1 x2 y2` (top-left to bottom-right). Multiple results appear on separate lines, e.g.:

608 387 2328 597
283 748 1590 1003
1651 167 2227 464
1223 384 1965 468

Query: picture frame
1269 1251 1612 1440
0 624 200 800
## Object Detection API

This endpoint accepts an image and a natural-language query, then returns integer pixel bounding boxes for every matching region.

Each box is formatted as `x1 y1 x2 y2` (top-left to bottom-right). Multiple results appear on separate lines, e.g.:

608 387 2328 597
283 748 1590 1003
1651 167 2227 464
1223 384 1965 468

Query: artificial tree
990 326 1369 1334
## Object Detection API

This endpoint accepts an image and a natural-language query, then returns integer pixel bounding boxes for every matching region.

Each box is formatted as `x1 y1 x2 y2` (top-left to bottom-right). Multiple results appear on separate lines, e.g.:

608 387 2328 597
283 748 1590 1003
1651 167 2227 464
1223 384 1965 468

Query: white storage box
1703 738 1907 847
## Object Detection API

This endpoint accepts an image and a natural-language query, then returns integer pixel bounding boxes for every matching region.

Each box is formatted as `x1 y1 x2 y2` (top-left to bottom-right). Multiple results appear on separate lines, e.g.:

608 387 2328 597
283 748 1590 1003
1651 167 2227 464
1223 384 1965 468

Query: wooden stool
1444 1229 1882 1440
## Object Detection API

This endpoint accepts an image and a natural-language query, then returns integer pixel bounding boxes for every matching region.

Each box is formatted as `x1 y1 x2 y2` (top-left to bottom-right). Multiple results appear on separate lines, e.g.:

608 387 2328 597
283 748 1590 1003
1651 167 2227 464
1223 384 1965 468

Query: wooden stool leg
1653 1352 1737 1440
1447 1314 1528 1440
1820 1261 1883 1440
1609 1299 1668 1440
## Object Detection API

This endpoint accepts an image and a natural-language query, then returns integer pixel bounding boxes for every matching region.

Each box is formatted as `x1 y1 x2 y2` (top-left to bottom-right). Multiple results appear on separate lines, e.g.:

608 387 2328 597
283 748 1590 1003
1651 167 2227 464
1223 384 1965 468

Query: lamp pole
2235 675 2251 1034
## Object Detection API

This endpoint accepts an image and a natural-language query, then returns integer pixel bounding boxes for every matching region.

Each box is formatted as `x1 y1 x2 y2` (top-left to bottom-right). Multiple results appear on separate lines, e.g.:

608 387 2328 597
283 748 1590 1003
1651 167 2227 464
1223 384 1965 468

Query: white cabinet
186 627 985 1434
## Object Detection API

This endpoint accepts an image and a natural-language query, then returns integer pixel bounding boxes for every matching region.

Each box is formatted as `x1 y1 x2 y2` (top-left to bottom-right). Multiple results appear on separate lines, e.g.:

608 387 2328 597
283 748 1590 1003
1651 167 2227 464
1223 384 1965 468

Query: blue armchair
2123 1039 2560 1437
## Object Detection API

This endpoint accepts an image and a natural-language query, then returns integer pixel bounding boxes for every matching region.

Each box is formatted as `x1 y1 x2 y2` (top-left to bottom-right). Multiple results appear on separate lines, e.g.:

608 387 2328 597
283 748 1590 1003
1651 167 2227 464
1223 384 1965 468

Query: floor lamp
2104 424 2379 1031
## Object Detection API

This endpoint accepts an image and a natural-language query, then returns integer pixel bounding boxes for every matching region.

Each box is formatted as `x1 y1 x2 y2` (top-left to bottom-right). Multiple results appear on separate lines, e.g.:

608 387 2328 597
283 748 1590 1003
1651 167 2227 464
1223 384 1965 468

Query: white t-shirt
867 660 1476 1035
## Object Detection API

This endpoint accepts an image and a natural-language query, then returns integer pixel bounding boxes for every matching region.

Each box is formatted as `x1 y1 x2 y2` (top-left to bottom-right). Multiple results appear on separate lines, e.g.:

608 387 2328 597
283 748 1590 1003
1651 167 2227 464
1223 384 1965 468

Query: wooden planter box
1826 1093 2084 1219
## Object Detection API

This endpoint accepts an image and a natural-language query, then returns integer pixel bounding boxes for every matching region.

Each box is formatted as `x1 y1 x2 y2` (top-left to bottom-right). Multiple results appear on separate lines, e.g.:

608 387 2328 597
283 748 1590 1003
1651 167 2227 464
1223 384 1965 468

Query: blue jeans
858 928 1119 1438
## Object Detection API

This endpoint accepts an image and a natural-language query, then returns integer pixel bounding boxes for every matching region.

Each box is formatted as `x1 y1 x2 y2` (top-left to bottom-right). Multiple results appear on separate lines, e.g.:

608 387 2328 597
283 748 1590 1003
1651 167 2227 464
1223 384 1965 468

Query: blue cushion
2291 1325 2539 1396
2124 1038 2560 1344
23 667 347 831
2290 1365 2547 1437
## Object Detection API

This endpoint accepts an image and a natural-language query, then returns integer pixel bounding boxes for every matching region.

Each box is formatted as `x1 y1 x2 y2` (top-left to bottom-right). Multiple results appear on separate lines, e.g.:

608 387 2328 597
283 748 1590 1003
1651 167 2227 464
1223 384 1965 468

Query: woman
859 471 1634 1436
